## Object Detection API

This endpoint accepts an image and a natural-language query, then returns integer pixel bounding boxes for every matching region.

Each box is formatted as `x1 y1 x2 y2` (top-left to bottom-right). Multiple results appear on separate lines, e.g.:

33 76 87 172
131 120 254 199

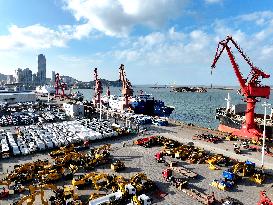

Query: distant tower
51 71 56 85
38 54 46 85
32 73 37 86
7 75 14 84
22 68 32 86
15 68 23 83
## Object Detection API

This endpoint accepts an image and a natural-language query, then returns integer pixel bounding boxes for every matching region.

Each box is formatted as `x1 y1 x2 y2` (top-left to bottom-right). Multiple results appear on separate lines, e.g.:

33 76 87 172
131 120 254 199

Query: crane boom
119 64 133 109
93 68 103 106
212 36 247 96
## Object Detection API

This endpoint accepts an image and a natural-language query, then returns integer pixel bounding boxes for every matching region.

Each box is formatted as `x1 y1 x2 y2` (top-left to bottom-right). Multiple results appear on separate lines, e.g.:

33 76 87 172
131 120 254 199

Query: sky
0 0 273 85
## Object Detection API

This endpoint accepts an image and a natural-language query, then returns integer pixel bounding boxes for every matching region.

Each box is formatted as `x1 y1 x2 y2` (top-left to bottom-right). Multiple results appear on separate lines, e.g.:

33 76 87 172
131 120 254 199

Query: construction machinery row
135 135 272 204
0 142 157 205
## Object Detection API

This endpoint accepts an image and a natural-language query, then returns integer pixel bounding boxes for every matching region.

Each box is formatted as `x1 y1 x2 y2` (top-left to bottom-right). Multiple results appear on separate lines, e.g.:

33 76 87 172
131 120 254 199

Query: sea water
77 86 273 129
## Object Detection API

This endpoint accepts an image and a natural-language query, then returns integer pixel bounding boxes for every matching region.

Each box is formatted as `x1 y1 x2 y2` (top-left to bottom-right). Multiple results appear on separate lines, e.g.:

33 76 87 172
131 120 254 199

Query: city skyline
0 0 273 86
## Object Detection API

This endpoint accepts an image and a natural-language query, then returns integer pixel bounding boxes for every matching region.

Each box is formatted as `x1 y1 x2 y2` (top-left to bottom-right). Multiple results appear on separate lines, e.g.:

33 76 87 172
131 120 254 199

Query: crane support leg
232 98 262 141
245 98 256 130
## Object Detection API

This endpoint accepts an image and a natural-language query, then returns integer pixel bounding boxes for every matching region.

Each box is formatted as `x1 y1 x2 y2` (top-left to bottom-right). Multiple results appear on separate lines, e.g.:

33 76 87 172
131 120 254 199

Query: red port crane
257 190 273 205
106 86 110 97
211 36 270 140
93 68 103 106
119 64 133 109
54 73 67 98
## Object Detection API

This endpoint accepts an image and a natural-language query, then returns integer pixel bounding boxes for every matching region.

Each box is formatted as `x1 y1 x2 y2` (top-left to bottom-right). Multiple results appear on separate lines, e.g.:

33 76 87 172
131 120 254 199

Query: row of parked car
0 111 68 127
123 113 169 126
0 118 120 158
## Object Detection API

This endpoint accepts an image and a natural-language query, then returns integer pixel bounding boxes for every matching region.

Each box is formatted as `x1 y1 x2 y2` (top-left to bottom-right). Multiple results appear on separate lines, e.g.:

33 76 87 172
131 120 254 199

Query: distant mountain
76 79 122 89
0 73 7 81
98 79 122 87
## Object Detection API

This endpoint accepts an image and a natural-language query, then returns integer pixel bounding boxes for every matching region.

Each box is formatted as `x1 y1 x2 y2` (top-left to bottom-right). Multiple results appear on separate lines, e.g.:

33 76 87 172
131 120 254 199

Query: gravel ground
1 122 273 205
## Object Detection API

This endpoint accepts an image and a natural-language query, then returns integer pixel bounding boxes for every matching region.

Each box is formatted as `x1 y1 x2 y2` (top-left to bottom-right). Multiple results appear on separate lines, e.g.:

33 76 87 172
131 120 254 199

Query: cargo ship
103 93 175 117
215 93 273 138
94 65 174 117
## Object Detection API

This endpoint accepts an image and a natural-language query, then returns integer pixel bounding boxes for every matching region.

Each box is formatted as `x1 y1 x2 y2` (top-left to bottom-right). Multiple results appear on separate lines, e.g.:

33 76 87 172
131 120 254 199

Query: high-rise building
22 68 32 86
15 68 23 83
15 68 33 86
32 74 37 85
37 54 46 85
52 71 56 85
6 75 15 84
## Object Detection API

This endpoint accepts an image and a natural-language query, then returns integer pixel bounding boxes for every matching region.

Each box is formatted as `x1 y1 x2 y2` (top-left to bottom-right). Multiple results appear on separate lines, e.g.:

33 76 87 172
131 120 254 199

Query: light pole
261 101 271 169
99 101 102 121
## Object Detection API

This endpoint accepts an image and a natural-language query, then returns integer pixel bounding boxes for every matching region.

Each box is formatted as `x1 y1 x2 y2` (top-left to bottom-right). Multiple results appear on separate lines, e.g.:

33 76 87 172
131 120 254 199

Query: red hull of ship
218 124 262 141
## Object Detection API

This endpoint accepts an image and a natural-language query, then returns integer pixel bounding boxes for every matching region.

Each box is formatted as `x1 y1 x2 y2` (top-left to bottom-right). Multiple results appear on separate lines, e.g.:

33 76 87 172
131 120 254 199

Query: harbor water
77 86 273 129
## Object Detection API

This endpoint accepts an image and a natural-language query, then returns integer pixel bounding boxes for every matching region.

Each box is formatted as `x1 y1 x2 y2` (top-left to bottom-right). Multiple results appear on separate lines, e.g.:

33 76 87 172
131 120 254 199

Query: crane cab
248 85 270 98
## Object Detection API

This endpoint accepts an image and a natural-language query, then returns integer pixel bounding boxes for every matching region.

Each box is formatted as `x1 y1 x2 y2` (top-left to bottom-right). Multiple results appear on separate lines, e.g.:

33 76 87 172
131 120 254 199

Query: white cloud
205 0 223 4
0 0 188 51
105 11 273 84
63 0 188 37
113 27 212 66
238 11 273 26
0 24 72 51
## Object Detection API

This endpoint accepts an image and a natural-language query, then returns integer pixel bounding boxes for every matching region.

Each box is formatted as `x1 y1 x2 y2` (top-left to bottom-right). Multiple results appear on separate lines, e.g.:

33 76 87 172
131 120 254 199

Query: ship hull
216 115 273 139
106 94 174 117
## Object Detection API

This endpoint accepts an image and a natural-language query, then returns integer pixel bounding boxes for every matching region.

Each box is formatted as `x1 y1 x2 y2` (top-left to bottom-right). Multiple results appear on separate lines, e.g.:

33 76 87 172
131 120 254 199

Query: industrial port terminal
0 36 273 205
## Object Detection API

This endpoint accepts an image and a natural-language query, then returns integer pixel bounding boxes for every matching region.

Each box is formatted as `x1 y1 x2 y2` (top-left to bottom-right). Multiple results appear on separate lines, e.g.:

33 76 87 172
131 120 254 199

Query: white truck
128 194 152 205
89 191 123 205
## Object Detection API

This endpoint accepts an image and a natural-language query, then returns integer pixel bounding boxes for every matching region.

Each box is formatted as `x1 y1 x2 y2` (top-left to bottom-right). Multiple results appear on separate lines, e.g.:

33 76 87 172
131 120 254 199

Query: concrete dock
1 119 273 205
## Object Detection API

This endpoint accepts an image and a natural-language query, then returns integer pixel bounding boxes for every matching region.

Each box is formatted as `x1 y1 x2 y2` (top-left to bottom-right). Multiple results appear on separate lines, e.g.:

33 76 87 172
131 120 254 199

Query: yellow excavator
174 146 192 160
94 144 111 155
90 173 109 190
72 172 97 187
111 175 127 192
16 184 57 205
131 194 152 205
16 191 42 205
50 144 75 158
130 173 153 194
54 152 83 166
111 160 125 172
230 161 265 184
206 154 224 170
249 170 265 184
230 161 255 177
41 169 63 183
63 185 80 201
51 185 81 204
